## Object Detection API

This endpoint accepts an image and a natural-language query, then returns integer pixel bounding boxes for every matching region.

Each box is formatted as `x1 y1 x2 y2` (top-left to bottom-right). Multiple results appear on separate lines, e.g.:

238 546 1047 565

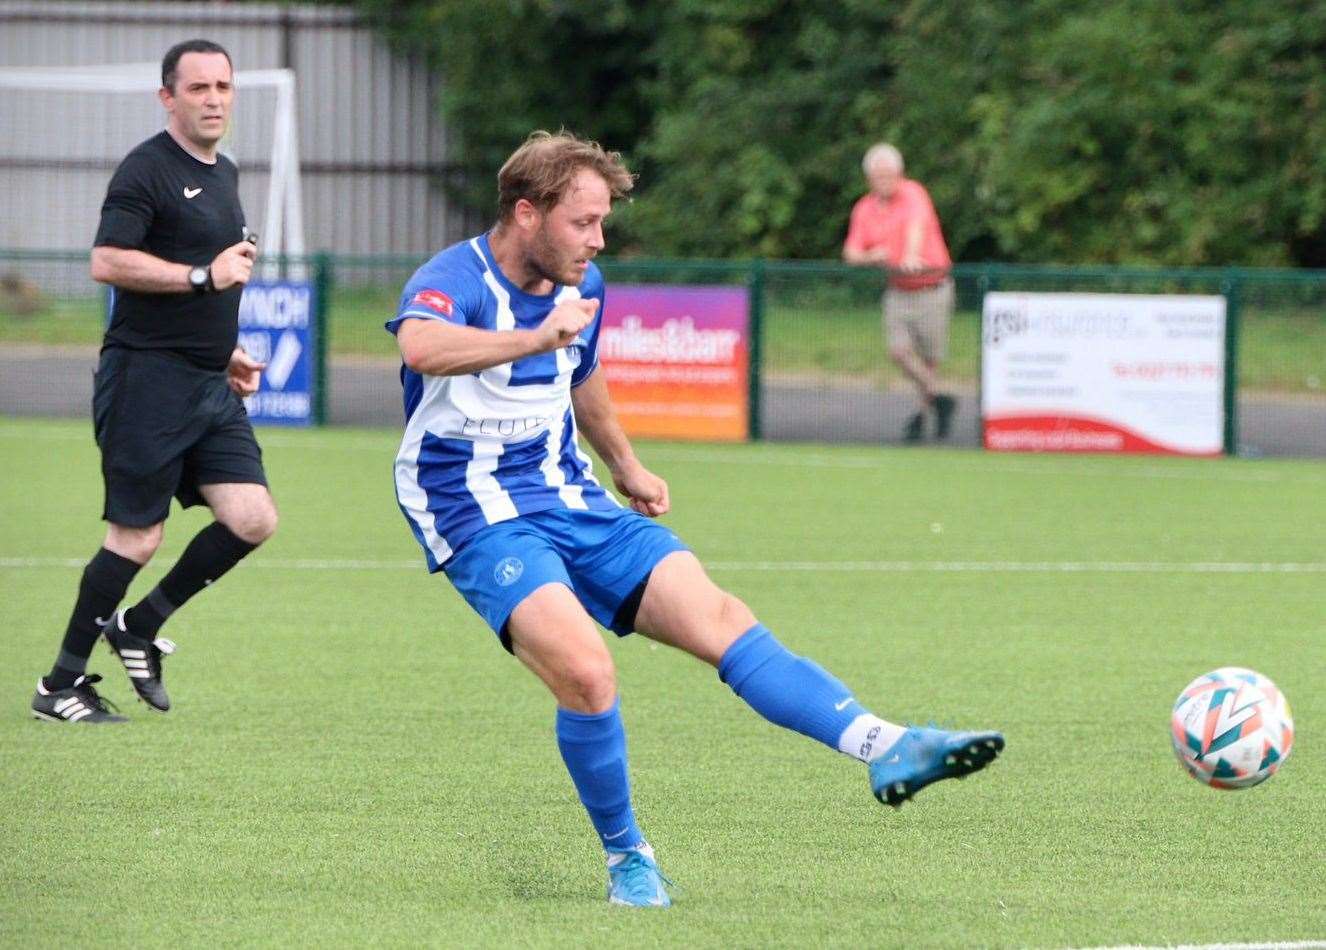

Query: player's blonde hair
497 130 634 221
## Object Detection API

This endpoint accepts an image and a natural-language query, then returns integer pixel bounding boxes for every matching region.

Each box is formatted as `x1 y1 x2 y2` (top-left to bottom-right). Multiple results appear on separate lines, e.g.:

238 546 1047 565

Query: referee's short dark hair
162 39 233 92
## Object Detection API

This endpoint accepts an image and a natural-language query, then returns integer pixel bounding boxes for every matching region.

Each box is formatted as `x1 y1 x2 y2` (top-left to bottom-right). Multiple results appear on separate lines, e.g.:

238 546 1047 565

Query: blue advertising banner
237 281 317 427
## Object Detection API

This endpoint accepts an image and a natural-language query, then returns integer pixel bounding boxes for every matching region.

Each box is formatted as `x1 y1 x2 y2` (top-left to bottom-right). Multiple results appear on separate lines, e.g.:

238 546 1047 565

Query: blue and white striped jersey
386 234 619 571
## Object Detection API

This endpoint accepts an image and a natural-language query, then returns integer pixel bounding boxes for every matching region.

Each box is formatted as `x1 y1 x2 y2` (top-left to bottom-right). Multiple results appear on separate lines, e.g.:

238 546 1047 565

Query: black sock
47 548 141 689
123 522 258 638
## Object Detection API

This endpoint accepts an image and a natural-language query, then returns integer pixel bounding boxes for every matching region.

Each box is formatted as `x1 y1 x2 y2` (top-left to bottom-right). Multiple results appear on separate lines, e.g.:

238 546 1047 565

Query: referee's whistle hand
211 241 257 290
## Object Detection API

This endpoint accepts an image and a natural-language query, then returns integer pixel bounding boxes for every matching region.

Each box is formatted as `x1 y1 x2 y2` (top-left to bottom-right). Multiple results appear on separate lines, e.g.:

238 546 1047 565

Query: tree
351 0 1326 265
614 0 897 259
352 0 661 223
889 0 1326 265
351 0 899 257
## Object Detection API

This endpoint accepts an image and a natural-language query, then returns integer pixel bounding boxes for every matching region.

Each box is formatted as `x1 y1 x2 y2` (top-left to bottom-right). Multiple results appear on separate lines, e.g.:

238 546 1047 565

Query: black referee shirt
94 131 247 371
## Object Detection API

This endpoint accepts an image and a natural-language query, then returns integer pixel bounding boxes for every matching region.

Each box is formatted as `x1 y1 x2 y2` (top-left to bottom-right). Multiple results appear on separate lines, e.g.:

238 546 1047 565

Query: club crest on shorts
494 556 524 587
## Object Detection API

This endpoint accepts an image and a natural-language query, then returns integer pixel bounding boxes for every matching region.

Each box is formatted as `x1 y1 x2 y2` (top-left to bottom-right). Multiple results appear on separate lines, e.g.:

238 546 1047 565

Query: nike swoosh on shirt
184 186 202 199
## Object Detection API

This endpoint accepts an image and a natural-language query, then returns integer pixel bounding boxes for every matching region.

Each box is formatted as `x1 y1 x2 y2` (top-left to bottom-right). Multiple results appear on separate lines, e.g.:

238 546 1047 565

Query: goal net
0 61 305 291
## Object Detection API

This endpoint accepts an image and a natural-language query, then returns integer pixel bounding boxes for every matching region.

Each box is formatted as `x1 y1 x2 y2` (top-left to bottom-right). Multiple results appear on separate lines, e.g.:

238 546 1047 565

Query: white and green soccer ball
1170 667 1294 790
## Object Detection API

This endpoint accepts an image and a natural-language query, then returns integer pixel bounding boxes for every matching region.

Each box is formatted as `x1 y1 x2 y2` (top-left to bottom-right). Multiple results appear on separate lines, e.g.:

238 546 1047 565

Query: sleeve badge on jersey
411 289 455 317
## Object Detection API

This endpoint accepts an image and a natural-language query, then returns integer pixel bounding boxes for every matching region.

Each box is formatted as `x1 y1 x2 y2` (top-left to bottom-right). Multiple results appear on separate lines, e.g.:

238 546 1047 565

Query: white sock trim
837 714 907 763
606 841 654 866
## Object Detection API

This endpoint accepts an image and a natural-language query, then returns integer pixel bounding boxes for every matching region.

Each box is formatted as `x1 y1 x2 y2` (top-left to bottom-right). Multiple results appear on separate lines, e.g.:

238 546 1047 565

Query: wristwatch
188 265 212 294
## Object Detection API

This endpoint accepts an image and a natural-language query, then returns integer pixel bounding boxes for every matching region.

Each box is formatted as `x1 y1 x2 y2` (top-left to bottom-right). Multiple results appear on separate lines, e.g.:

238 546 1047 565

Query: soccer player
388 131 1003 907
29 40 277 724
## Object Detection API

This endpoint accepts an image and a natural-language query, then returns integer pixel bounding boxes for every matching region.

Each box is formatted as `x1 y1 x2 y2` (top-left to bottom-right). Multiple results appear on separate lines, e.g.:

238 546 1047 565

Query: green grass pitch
1 417 1323 948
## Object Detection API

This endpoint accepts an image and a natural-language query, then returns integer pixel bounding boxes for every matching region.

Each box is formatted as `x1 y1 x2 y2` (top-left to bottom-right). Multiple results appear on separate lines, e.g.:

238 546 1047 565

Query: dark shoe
31 674 127 724
102 609 175 712
933 394 957 439
902 412 925 443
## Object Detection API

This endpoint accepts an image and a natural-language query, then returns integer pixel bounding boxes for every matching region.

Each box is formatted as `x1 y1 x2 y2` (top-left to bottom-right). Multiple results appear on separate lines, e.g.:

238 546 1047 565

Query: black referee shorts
92 347 268 527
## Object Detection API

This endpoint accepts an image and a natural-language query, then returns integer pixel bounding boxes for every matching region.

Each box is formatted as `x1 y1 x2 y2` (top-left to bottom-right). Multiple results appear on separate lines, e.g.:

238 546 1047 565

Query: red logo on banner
411 289 454 316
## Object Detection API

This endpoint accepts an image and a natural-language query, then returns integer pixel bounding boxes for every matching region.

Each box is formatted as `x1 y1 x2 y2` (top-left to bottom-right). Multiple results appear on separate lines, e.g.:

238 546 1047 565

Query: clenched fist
531 298 598 354
210 240 258 291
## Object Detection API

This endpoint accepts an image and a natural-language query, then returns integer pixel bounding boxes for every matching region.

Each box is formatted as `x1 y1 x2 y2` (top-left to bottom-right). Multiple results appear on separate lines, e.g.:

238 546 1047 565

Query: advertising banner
237 281 317 426
599 285 750 441
982 292 1225 455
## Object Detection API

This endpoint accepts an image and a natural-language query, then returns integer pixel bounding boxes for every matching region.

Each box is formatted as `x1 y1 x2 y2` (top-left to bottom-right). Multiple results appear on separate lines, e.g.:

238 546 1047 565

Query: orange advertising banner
599 285 751 441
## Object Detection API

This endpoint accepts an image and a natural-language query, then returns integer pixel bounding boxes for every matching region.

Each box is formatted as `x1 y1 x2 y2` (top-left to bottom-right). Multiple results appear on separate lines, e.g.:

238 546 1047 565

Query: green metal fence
2 249 1324 456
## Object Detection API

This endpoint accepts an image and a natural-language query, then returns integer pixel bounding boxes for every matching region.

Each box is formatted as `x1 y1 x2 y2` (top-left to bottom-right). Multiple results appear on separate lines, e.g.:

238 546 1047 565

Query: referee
30 40 278 723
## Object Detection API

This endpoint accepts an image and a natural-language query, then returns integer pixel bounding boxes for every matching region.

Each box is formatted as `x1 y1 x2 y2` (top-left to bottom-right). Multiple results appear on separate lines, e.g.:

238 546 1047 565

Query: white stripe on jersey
553 284 583 377
395 376 457 566
464 439 520 523
472 239 516 389
540 411 588 510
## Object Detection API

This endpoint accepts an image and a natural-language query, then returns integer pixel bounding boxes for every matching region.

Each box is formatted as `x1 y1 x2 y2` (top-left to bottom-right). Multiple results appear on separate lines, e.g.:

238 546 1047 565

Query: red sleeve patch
410 289 455 317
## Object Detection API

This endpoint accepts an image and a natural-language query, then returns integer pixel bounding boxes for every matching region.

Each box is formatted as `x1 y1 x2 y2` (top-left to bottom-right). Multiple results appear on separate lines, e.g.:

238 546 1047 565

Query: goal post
0 61 305 278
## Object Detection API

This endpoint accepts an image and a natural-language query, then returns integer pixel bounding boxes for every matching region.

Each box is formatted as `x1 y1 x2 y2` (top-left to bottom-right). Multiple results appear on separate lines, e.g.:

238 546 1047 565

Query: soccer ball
1170 667 1294 789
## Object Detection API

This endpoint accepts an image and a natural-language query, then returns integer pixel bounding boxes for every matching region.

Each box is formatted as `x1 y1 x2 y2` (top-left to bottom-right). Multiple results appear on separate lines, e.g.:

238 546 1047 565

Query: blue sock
555 698 644 851
717 624 867 750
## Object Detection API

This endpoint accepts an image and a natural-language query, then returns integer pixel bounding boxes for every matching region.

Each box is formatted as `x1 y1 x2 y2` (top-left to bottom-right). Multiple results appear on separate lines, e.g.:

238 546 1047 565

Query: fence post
313 252 333 426
975 264 997 452
1220 268 1242 456
747 258 765 441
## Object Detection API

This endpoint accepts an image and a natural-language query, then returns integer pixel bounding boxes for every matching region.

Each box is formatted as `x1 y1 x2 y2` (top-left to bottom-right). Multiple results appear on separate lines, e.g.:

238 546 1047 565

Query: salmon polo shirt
843 178 952 291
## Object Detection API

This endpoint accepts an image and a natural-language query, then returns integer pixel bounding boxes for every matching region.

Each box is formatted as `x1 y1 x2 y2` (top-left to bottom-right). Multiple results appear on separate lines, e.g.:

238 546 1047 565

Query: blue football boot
606 847 674 908
869 726 1004 807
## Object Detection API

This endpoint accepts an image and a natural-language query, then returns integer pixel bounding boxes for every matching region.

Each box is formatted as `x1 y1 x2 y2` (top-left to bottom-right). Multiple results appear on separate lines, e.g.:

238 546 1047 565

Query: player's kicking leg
634 551 1004 807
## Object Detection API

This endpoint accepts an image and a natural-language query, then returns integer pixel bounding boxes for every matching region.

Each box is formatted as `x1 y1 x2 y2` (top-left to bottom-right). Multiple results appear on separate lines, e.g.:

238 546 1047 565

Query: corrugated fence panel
0 0 460 269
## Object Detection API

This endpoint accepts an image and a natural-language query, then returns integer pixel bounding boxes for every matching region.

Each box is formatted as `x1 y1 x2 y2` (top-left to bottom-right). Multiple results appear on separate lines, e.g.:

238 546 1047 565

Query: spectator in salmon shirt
843 143 957 443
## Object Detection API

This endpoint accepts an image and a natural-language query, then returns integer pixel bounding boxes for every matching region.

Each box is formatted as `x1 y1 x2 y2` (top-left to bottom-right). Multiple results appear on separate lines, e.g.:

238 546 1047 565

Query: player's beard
527 225 583 287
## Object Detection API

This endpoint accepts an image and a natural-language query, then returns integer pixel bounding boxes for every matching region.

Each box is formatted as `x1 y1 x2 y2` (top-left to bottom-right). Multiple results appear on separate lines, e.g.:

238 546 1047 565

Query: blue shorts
443 506 690 651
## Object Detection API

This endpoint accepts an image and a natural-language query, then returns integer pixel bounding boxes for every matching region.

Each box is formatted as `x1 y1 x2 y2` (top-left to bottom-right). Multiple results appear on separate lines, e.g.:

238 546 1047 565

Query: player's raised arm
396 296 597 376
570 368 669 517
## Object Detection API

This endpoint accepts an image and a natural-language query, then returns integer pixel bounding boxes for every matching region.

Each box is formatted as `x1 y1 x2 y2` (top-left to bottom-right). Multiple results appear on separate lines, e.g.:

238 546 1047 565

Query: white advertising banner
982 292 1226 455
